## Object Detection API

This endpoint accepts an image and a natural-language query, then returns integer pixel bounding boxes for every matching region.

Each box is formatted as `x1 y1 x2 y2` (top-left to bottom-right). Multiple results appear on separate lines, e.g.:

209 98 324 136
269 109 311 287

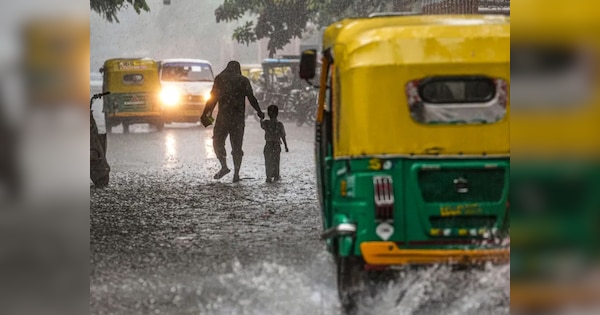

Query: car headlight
204 91 211 101
160 86 180 106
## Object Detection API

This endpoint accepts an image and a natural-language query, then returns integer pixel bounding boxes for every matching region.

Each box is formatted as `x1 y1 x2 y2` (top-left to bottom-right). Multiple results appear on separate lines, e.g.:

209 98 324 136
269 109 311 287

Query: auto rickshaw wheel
337 256 367 314
122 122 130 134
155 121 164 132
104 114 113 133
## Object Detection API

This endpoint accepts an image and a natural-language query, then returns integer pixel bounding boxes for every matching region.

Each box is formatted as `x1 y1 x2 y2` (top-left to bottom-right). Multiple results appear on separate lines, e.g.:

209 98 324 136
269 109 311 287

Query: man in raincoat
201 61 265 182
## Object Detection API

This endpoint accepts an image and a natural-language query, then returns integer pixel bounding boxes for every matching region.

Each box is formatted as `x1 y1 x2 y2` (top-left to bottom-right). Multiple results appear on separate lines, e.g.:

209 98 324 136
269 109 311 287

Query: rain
90 1 510 314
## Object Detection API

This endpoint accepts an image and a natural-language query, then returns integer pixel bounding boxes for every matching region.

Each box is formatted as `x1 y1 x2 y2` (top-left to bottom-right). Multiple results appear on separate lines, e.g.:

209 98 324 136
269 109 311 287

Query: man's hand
257 110 265 120
200 114 213 127
285 147 289 152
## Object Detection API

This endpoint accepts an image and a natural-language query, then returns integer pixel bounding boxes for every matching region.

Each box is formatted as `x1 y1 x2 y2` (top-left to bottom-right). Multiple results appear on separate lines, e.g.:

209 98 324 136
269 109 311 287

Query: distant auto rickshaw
299 14 510 312
241 63 262 82
254 57 319 123
258 57 304 119
101 58 162 133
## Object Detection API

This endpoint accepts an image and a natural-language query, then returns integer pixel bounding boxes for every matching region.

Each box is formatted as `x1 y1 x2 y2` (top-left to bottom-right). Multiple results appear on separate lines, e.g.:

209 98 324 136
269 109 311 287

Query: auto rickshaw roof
262 58 300 66
104 57 156 64
321 14 510 158
323 14 509 69
160 58 213 66
241 63 262 69
102 58 159 73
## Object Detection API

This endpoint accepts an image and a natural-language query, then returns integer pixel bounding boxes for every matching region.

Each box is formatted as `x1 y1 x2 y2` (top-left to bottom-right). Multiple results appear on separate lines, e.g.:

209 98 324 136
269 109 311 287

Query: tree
90 0 151 22
214 0 396 57
215 0 484 56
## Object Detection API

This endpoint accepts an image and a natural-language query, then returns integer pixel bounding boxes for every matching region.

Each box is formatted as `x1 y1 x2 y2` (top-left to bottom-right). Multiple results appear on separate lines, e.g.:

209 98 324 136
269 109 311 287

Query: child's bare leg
273 147 281 181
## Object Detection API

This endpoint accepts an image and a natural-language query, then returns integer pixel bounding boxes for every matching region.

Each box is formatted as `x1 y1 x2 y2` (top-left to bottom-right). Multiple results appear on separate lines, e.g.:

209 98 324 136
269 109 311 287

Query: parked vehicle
299 14 510 313
292 86 317 127
90 92 110 186
252 57 320 123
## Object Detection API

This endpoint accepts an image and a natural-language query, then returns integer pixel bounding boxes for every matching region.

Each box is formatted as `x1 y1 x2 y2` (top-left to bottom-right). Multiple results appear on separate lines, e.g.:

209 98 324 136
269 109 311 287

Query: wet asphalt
90 102 509 315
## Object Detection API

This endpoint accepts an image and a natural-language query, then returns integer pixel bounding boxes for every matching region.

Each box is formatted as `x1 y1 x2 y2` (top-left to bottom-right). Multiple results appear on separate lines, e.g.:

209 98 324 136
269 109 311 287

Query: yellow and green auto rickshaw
101 58 162 133
299 14 510 311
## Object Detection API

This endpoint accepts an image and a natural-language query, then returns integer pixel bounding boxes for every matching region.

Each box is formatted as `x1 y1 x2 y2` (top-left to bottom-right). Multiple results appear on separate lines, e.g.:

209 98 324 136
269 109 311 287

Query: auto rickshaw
256 57 303 120
510 0 600 311
241 63 262 82
299 14 510 312
256 57 320 123
101 58 162 133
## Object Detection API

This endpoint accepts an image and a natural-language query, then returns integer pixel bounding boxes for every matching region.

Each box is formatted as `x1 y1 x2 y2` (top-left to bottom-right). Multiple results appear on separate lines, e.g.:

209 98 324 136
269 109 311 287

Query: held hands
257 110 265 120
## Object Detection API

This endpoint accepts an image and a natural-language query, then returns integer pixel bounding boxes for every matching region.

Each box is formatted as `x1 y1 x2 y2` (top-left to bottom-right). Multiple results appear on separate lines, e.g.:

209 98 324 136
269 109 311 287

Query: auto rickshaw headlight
160 86 180 106
204 91 211 101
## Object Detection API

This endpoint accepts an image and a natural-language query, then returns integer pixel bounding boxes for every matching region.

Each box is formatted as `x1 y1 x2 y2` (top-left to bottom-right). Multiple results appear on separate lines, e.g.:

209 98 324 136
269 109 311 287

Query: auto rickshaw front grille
429 215 497 230
418 168 505 203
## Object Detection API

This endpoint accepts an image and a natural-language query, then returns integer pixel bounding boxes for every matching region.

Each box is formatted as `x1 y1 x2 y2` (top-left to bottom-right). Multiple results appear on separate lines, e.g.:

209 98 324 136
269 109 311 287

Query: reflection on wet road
90 107 509 314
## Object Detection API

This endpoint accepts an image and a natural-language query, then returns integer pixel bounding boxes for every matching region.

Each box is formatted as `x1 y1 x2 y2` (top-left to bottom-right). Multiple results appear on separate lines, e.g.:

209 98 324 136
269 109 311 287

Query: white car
158 59 214 124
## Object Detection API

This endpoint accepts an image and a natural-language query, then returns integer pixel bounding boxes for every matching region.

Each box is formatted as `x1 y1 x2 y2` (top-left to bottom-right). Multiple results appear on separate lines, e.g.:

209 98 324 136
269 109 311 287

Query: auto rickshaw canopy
322 14 510 158
101 58 161 94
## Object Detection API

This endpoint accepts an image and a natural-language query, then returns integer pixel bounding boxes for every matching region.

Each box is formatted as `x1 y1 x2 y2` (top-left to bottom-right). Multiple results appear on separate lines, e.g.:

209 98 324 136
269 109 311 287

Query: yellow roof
324 14 509 70
322 15 511 158
102 58 160 93
103 58 158 71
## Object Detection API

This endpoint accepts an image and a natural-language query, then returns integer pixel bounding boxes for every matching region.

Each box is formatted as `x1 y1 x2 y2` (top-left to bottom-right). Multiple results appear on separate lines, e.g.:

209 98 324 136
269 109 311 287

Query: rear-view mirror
299 49 317 80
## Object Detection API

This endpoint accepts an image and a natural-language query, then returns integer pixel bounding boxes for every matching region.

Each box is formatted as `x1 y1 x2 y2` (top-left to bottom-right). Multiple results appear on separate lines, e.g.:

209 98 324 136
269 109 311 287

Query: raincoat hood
221 61 242 75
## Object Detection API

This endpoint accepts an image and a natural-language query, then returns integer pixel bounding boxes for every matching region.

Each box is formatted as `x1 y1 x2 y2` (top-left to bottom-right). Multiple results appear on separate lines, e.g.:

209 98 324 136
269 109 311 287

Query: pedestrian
260 105 288 183
201 61 265 182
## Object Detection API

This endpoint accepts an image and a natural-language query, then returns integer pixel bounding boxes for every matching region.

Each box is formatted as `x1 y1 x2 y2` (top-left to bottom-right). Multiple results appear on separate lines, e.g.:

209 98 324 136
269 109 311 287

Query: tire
156 121 165 131
337 256 367 315
105 113 113 133
91 173 109 186
296 110 306 127
122 122 130 134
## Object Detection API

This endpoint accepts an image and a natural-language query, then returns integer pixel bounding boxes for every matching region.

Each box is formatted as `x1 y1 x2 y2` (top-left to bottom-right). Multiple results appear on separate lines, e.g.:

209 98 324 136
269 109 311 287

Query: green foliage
214 0 411 56
90 0 151 23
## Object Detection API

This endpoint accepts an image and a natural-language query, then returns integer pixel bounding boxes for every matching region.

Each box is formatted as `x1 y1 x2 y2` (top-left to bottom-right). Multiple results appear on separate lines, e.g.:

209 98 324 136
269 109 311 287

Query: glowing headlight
160 87 180 106
204 91 212 101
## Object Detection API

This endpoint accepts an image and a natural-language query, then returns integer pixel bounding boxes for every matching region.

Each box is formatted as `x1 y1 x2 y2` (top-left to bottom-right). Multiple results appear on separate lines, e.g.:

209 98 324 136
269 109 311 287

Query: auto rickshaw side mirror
99 67 104 74
299 49 317 80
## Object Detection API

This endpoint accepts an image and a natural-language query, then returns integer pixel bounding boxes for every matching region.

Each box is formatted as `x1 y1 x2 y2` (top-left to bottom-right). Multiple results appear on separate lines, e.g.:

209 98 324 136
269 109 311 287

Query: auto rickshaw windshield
161 62 214 82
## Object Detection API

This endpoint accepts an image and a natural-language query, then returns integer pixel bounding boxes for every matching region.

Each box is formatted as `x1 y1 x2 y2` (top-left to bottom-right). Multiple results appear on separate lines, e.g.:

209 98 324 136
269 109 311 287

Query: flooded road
90 102 509 315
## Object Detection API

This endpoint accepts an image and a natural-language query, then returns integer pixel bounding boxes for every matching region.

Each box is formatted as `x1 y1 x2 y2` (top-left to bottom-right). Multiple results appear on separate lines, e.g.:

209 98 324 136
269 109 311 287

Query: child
260 105 289 182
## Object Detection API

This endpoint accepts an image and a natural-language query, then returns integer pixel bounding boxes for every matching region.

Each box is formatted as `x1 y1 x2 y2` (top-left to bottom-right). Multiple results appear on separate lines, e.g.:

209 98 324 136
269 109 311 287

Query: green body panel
103 93 159 114
321 157 510 257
